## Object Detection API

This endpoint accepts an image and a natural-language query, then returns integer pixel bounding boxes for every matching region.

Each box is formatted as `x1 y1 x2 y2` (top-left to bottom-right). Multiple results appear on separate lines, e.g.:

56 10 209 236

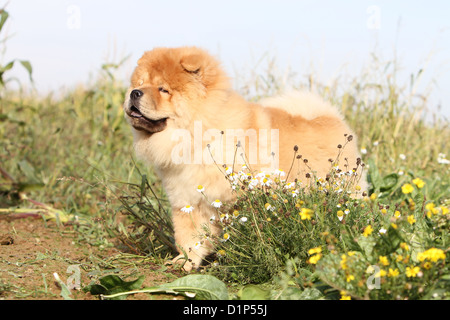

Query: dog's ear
180 54 202 75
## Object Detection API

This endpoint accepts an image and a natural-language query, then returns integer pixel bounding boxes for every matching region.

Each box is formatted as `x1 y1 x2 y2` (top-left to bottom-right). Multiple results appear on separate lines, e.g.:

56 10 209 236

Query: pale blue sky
3 0 450 117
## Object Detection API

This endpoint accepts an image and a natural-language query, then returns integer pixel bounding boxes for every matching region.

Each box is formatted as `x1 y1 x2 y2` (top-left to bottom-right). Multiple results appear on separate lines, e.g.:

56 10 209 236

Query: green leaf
98 275 229 300
373 224 404 256
379 173 398 193
238 285 271 300
367 158 381 193
0 60 14 73
19 60 33 81
53 273 73 300
84 275 145 300
356 234 376 258
158 275 229 300
0 10 9 32
17 160 41 183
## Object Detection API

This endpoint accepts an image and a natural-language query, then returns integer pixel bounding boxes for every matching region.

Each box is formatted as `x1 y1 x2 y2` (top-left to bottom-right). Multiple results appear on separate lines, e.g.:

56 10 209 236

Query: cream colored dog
123 46 366 271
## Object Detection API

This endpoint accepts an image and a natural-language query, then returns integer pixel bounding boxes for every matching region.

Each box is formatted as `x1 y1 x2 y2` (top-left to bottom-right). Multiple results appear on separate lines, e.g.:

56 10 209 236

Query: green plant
0 8 32 89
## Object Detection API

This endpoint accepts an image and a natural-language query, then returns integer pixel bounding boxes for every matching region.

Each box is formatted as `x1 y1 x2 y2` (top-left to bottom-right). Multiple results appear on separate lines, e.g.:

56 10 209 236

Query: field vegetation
0 8 448 300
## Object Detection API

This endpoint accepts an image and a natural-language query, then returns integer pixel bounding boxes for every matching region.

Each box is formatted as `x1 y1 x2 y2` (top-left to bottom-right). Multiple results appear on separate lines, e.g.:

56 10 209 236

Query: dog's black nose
130 89 143 100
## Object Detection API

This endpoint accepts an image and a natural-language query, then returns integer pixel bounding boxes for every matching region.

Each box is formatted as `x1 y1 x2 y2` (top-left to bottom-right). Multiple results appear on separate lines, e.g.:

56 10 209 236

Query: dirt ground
0 217 182 300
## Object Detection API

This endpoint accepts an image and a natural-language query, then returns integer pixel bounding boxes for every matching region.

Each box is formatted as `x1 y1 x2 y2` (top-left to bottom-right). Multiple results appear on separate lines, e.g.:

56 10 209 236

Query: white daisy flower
274 169 286 177
344 209 350 215
181 205 194 213
193 242 202 250
211 199 222 208
227 172 238 183
219 213 229 222
261 177 272 187
399 154 406 160
379 228 387 234
285 182 296 189
196 185 205 193
248 178 259 189
438 153 450 164
256 171 267 178
239 216 248 223
291 189 299 197
209 215 216 224
224 166 233 175
360 147 367 155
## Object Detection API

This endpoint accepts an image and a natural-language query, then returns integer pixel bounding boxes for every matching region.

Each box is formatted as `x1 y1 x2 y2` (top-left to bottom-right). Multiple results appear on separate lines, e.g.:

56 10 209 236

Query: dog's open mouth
127 105 168 134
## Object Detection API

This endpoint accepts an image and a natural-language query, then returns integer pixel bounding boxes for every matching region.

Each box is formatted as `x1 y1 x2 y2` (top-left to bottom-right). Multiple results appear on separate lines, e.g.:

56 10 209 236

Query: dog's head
123 47 230 134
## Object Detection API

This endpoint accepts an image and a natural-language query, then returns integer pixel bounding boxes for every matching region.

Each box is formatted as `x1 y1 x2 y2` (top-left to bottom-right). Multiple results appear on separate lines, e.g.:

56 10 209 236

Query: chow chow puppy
123 46 366 271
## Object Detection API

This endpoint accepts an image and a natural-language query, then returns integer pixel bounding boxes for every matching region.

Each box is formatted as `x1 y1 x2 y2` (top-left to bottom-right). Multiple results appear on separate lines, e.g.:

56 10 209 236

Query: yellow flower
412 178 425 189
406 266 420 278
370 193 377 201
394 210 401 218
340 254 348 270
391 223 398 229
346 274 355 282
299 208 313 220
308 247 322 255
196 185 205 192
222 233 230 241
380 208 387 215
232 210 240 217
379 256 389 266
441 206 449 215
388 268 400 277
417 248 446 262
337 210 344 221
363 225 373 237
217 249 226 257
340 291 351 300
400 242 410 251
401 183 414 194
423 262 432 270
347 251 356 257
407 215 416 225
308 253 322 265
425 202 435 212
375 269 387 278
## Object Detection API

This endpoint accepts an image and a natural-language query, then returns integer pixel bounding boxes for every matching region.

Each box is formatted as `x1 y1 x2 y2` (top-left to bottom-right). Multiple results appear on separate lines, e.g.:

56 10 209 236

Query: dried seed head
347 135 353 142
294 145 299 152
337 144 342 149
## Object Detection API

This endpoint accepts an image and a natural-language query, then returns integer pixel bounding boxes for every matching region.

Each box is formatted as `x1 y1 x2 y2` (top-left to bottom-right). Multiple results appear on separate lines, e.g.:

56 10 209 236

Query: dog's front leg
170 208 218 272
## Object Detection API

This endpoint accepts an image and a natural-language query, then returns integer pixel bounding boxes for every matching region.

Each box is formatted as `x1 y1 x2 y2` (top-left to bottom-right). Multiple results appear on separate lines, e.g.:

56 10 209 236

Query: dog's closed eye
159 87 170 94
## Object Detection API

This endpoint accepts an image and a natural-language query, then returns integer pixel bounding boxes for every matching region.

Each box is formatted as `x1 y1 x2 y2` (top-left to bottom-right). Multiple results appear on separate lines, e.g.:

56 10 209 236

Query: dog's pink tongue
131 110 142 118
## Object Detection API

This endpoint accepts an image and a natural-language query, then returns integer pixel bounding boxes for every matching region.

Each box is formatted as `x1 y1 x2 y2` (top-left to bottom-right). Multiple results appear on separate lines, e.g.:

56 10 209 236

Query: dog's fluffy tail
259 90 343 120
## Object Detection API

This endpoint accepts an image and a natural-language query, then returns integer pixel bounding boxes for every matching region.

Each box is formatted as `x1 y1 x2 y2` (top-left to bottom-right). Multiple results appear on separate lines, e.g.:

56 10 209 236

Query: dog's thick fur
123 46 366 271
